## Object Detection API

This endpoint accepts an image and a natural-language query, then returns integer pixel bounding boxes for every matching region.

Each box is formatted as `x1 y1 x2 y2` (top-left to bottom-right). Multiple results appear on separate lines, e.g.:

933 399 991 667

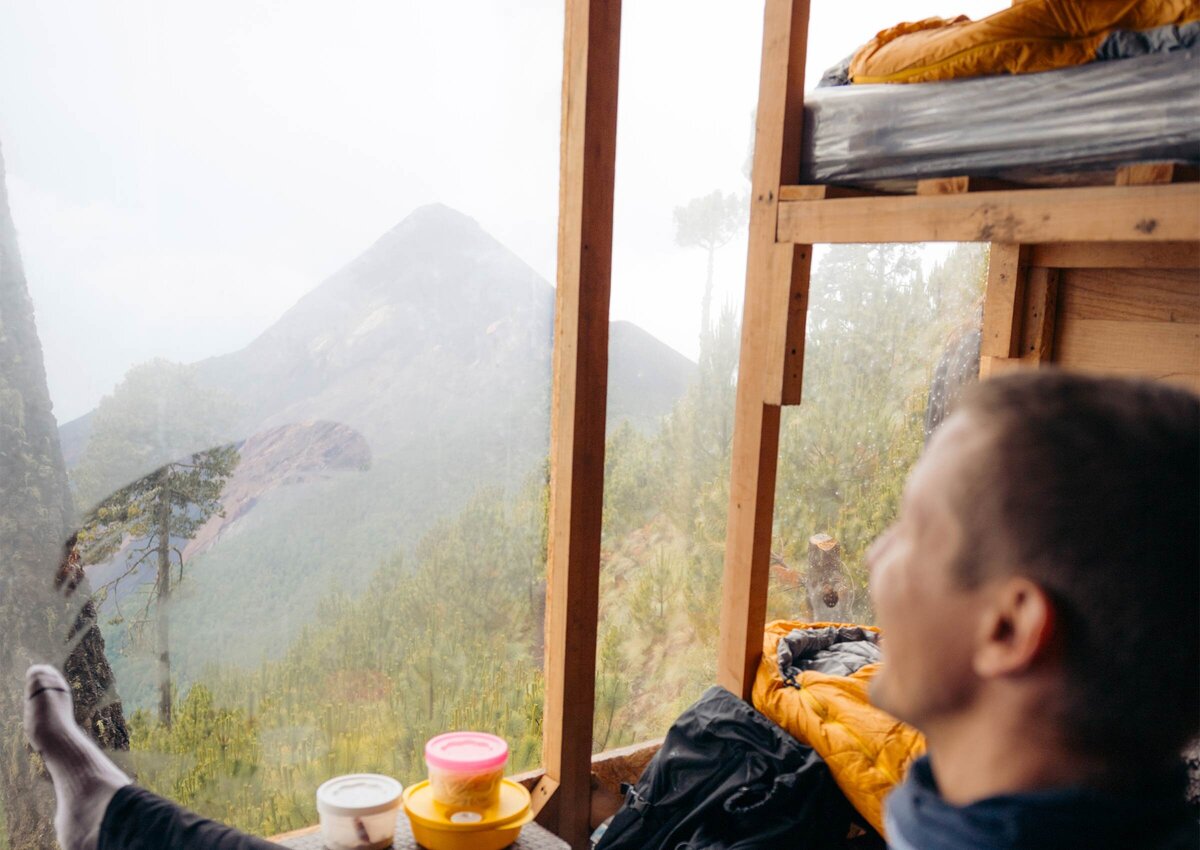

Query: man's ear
973 577 1055 678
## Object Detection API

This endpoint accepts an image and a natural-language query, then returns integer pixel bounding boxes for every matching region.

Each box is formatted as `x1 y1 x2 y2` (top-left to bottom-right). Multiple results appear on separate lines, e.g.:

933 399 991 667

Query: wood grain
1054 318 1200 377
1057 268 1200 324
1029 242 1200 269
541 0 622 844
981 244 1029 359
776 183 1200 244
719 0 810 702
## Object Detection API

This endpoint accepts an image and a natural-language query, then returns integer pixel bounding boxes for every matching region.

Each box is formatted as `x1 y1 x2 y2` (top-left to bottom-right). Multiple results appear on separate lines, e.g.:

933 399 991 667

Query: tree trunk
806 534 854 623
156 471 173 728
701 244 715 339
0 139 129 849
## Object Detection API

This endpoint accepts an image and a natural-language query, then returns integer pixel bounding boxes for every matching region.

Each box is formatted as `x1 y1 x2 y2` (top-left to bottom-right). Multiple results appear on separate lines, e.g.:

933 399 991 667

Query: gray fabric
778 625 881 684
1096 21 1200 61
801 49 1200 189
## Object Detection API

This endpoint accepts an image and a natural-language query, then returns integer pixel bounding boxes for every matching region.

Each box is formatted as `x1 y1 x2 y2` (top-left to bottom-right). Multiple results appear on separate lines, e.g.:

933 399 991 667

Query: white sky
0 0 1004 423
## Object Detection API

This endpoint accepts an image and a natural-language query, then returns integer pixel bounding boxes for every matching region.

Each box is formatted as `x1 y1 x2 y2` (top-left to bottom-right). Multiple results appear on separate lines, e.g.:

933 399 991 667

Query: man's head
868 370 1199 778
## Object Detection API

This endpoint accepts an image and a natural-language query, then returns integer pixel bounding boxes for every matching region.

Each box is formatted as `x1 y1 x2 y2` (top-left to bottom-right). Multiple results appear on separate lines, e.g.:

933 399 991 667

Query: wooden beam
541 0 621 845
776 183 1200 244
981 244 1029 359
915 175 1024 195
1115 161 1200 186
1030 241 1200 269
779 184 880 201
1018 266 1060 364
719 0 810 702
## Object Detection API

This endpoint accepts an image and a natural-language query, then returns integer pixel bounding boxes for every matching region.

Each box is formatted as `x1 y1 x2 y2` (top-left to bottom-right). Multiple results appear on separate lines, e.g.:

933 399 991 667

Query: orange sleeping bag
849 0 1200 84
752 620 925 837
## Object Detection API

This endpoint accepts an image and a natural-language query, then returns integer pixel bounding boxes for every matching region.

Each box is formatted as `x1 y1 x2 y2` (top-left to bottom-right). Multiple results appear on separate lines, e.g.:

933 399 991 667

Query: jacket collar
885 756 1193 850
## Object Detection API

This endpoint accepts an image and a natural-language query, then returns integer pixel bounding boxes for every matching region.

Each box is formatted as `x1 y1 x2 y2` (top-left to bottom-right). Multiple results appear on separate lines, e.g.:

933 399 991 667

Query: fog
0 0 1003 422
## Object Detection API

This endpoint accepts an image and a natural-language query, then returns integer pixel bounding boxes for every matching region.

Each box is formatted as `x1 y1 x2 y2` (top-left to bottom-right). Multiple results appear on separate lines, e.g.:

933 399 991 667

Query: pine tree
79 445 239 728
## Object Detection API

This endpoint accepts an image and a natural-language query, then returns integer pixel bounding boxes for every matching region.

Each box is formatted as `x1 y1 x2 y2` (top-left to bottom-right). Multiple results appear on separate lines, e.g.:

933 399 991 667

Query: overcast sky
0 0 1004 423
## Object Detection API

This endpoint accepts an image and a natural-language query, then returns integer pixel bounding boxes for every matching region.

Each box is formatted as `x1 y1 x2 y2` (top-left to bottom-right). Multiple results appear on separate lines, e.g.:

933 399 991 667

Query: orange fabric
849 0 1200 83
752 620 925 837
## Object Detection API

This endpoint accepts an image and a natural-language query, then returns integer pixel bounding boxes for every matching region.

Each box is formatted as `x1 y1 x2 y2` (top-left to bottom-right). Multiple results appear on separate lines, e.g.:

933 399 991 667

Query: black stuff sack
595 685 852 850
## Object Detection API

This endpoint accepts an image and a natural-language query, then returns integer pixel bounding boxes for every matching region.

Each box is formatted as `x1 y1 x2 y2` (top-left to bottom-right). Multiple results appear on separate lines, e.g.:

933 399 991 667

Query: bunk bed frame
275 1 1199 847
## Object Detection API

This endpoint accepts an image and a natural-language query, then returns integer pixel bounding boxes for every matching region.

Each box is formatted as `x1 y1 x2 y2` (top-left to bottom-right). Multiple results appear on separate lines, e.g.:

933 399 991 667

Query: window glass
599 0 1000 749
0 1 560 837
768 243 988 624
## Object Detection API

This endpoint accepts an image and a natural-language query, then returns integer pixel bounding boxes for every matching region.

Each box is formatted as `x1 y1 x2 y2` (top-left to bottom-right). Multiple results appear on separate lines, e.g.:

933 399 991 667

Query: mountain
73 204 695 706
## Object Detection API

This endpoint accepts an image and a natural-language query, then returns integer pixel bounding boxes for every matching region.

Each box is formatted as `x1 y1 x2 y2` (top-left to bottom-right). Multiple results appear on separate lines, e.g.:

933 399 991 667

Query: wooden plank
1030 242 1200 269
1058 268 1200 324
541 0 621 845
719 0 810 702
1054 318 1200 377
1058 363 1200 394
1116 162 1200 186
779 184 880 201
1018 266 1060 364
980 244 1029 359
776 183 1200 244
771 243 811 406
916 175 1024 195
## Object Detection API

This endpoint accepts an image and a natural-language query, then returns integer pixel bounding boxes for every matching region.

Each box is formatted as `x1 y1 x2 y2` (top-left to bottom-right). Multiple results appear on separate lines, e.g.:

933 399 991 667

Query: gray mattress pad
800 49 1200 190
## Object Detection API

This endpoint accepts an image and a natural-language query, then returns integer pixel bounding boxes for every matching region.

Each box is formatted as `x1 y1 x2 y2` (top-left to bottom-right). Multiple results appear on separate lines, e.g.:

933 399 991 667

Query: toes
25 665 69 701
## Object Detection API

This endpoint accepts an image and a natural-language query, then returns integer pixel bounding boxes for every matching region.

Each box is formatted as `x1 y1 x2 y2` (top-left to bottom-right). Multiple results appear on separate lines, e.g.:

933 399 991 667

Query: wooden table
274 813 570 850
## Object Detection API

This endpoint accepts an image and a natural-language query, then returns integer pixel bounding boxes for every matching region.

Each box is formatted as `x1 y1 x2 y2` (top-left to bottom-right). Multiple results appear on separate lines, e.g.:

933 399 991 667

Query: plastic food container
424 731 509 810
316 774 403 850
403 778 533 850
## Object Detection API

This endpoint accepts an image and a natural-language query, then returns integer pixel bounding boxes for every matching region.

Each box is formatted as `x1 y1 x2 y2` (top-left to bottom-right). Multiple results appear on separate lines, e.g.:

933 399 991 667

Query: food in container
424 731 509 810
316 773 403 850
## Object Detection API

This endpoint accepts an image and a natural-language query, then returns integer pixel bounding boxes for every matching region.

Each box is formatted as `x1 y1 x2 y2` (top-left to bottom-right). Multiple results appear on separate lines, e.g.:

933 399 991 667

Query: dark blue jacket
886 756 1198 850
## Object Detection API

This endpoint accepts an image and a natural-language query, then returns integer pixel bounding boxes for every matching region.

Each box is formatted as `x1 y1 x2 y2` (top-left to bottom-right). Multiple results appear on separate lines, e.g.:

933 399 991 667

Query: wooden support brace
981 243 1029 359
541 0 621 846
718 0 810 702
1018 267 1060 365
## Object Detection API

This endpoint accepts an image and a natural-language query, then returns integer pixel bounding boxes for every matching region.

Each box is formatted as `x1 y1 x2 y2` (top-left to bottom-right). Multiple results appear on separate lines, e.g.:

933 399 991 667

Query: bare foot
24 664 130 850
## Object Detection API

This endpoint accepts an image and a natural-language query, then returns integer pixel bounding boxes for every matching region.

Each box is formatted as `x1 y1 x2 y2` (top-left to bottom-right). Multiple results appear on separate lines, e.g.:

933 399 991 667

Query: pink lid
424 732 509 772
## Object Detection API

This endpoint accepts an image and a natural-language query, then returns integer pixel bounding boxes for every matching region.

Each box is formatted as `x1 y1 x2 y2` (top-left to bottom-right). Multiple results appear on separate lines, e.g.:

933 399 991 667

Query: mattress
800 49 1200 190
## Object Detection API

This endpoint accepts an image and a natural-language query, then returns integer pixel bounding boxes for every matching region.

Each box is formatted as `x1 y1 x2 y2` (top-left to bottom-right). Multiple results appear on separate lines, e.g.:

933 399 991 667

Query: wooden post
717 0 811 701
806 533 853 623
538 0 621 846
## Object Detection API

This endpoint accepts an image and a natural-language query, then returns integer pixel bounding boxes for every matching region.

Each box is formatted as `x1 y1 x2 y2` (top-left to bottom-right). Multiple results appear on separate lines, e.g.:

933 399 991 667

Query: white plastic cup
316 774 403 850
424 731 509 811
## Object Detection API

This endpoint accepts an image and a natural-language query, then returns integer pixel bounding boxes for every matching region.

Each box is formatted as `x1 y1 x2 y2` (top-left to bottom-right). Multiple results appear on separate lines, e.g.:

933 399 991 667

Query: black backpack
595 685 853 850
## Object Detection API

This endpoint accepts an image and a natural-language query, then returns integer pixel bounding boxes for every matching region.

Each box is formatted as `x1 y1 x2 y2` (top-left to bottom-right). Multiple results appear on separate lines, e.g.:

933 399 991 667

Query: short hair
952 370 1199 771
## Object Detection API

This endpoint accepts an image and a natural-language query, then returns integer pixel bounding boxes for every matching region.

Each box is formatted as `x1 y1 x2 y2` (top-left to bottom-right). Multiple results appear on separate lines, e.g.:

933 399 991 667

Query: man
868 371 1199 849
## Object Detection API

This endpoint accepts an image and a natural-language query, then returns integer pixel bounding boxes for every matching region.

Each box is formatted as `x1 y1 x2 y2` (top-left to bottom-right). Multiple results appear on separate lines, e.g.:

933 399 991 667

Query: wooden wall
982 242 1200 389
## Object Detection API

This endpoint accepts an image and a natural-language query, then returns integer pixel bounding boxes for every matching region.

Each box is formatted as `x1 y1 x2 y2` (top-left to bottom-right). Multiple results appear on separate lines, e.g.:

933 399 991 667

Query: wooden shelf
776 182 1200 245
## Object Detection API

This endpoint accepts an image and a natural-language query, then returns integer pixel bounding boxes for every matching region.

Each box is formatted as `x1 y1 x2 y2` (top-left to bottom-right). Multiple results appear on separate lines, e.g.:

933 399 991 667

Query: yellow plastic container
403 778 532 850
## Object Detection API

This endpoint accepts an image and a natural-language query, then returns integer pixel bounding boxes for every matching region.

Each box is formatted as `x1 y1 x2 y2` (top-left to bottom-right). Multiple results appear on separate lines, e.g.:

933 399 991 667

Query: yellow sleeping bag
752 620 925 837
849 0 1200 84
